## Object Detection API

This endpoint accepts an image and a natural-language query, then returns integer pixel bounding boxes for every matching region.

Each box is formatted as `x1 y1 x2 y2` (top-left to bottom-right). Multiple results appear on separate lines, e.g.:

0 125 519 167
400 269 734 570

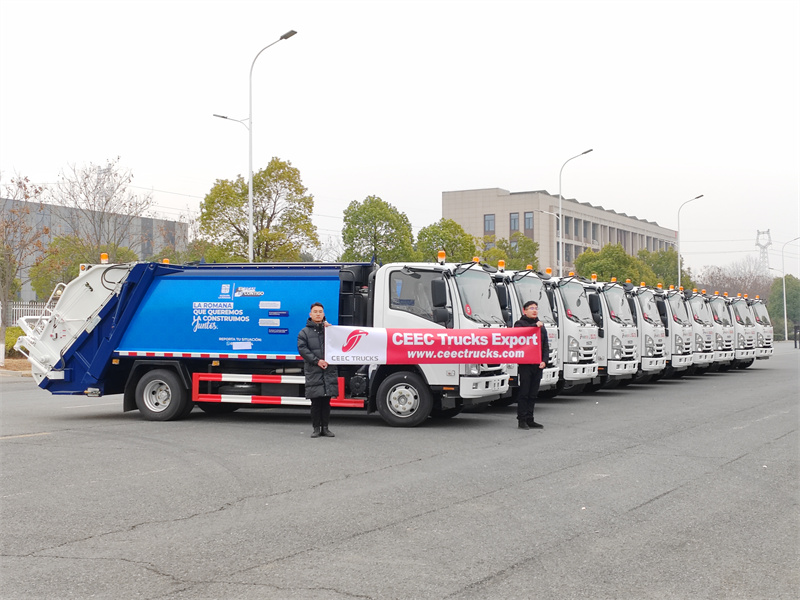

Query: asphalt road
1 345 798 600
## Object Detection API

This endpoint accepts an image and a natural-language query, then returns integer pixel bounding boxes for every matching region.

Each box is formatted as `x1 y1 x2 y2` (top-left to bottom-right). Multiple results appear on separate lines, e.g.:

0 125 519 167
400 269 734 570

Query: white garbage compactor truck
14 258 511 426
747 295 774 361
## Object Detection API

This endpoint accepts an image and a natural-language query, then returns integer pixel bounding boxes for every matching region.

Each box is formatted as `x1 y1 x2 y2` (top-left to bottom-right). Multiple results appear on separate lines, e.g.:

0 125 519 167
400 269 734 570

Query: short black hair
310 302 324 310
523 300 538 310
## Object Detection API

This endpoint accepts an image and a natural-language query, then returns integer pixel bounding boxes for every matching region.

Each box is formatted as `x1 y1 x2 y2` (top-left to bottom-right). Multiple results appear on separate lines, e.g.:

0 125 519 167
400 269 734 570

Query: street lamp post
781 236 800 341
676 194 703 288
534 208 559 271
558 149 593 276
215 30 297 263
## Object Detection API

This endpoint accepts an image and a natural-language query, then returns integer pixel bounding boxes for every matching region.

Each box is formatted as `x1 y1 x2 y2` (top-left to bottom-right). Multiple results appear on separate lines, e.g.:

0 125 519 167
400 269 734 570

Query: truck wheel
376 372 433 427
737 359 754 369
491 388 518 407
135 369 189 421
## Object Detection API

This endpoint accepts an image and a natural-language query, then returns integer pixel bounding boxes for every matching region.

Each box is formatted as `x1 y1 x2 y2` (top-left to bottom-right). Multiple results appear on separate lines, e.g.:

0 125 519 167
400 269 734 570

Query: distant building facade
1 198 188 301
442 188 676 272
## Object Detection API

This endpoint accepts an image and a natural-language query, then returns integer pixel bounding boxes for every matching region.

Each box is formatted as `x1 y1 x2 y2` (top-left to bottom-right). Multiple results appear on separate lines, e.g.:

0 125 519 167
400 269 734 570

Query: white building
442 188 676 272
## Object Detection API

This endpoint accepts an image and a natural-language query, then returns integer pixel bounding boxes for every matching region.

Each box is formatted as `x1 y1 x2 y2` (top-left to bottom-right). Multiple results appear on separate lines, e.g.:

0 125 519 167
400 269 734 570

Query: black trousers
310 396 331 428
517 364 543 422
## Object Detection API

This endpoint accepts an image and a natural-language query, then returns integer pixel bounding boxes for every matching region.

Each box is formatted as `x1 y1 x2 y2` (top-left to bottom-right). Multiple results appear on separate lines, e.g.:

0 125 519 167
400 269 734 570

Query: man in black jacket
514 300 550 430
297 302 339 438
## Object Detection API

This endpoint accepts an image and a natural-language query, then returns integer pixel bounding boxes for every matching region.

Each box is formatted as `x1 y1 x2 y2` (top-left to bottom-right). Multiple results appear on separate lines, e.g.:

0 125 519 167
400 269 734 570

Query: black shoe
311 427 321 438
518 421 530 430
321 427 335 437
529 421 544 429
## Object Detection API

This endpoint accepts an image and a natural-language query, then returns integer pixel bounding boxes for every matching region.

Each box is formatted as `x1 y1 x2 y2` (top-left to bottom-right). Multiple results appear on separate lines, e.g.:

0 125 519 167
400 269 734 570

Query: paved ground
1 344 798 599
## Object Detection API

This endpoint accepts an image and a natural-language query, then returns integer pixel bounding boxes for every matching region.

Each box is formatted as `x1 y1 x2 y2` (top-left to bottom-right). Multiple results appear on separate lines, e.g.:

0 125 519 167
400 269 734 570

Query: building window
564 216 572 238
592 223 598 244
583 221 590 240
484 214 495 235
510 212 519 233
574 218 581 238
524 211 533 230
565 244 573 263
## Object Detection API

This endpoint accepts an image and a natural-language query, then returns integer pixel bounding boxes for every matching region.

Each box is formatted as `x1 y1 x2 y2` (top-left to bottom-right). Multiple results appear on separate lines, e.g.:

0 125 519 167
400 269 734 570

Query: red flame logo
342 329 368 353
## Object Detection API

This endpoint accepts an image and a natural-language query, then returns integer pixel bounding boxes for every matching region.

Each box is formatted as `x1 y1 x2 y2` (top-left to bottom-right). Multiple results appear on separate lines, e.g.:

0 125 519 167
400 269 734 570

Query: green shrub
5 326 24 358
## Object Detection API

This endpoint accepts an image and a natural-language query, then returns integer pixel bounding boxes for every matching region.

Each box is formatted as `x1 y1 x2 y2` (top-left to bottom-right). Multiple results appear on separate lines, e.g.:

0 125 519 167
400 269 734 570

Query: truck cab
684 288 716 372
543 272 599 392
492 264 560 397
653 284 694 376
628 282 668 378
747 295 774 361
707 291 735 370
583 275 638 387
728 293 757 369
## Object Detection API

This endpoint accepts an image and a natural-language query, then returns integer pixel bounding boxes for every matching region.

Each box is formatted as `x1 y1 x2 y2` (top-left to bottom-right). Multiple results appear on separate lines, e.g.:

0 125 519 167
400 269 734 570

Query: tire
197 402 240 414
134 369 189 421
375 372 433 427
737 359 754 370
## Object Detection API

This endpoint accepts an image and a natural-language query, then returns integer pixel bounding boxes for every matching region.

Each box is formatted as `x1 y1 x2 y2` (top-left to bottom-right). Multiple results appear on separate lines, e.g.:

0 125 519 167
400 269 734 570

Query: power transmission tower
755 229 772 273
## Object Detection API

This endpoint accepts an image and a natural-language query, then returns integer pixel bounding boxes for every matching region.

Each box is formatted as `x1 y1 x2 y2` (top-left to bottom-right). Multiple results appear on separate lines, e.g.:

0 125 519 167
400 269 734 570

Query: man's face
524 304 538 319
310 306 325 323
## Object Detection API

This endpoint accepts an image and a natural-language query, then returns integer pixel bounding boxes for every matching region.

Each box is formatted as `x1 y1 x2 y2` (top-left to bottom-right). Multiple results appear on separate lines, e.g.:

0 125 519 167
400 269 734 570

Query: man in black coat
513 300 550 430
297 302 339 438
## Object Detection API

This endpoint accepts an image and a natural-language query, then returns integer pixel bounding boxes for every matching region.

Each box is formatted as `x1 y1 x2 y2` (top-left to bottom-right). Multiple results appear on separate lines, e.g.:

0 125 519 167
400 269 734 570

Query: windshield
709 297 732 326
636 289 661 325
730 300 753 326
604 286 635 325
559 280 594 325
689 296 713 325
514 277 556 325
751 302 771 325
455 268 506 325
667 293 690 325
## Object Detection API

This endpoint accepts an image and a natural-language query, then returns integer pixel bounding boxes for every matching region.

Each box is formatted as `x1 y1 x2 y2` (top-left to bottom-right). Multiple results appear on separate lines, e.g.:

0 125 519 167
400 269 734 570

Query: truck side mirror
431 278 452 327
496 285 508 310
431 278 447 308
588 293 603 327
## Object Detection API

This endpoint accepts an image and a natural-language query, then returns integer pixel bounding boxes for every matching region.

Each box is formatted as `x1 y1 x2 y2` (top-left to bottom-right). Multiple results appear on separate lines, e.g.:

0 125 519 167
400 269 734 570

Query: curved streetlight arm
213 114 249 131
247 30 297 263
781 235 800 341
558 148 593 276
676 194 703 288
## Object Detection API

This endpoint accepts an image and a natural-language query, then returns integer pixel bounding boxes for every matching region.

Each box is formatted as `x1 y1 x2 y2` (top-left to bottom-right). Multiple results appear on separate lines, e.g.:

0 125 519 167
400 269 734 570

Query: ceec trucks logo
342 329 369 353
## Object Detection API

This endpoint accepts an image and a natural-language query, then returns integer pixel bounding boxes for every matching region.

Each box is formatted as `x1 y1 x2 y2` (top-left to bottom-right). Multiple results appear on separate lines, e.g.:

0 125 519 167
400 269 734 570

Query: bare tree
697 255 773 299
1 176 49 364
46 157 153 261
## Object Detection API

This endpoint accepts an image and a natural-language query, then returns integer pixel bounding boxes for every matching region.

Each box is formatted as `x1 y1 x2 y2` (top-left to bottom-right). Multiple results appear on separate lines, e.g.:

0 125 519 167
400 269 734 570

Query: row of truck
15 254 774 427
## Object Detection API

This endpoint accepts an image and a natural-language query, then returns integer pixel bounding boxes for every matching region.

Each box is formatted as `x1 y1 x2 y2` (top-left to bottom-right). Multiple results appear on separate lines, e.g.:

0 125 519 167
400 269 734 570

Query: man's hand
318 359 329 369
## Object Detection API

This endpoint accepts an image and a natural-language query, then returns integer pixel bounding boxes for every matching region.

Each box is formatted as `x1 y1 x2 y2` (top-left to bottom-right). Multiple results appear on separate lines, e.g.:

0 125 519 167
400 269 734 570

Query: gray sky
2 0 798 278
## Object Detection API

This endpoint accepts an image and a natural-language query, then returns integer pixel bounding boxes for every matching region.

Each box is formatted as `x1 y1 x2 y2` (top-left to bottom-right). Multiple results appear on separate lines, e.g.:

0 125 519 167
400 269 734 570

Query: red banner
325 327 542 365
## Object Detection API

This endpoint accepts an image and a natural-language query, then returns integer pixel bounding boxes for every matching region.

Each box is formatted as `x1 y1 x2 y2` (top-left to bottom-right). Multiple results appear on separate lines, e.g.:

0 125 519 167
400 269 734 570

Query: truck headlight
645 335 655 357
675 334 683 351
715 333 723 351
757 333 764 347
466 364 481 376
695 334 704 352
568 336 580 362
737 334 745 349
612 336 623 360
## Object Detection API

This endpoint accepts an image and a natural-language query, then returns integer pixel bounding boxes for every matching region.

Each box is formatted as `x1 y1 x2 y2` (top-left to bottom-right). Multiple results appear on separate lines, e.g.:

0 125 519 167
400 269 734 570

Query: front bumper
608 360 638 376
734 349 756 360
692 352 714 366
641 357 667 372
459 374 509 399
755 347 773 359
563 362 598 381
